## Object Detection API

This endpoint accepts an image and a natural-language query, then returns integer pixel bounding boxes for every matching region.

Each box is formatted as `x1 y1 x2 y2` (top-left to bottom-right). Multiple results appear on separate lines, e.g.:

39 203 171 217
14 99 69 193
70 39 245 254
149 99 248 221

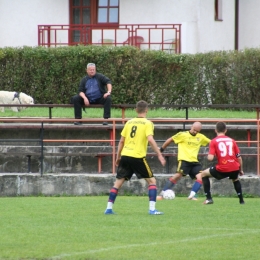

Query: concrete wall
0 174 259 197
0 124 258 175
0 122 259 197
0 144 258 175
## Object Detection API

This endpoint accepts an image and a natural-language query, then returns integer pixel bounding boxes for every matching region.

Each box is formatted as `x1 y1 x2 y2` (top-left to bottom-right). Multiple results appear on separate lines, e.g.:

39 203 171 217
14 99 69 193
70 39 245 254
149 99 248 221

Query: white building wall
0 0 259 53
120 0 235 54
0 0 69 47
239 0 260 50
196 0 235 53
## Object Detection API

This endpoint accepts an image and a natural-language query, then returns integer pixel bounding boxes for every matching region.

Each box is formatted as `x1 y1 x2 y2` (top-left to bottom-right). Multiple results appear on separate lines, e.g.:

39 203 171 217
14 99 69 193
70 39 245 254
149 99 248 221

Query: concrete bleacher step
0 120 259 174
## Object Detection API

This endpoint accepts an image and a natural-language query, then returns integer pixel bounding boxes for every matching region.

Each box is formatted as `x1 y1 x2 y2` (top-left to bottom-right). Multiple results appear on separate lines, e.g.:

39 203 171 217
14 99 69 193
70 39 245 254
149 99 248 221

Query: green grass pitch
0 196 260 259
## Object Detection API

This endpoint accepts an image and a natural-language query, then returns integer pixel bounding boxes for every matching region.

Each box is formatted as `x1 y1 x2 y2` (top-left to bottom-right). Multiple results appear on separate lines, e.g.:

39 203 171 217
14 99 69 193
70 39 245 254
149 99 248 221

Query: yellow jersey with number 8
121 117 154 158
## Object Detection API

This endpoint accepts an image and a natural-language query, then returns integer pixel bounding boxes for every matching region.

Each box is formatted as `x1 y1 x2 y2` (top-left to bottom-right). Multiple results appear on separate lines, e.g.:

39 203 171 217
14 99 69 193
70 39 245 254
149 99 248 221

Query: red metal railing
38 24 181 53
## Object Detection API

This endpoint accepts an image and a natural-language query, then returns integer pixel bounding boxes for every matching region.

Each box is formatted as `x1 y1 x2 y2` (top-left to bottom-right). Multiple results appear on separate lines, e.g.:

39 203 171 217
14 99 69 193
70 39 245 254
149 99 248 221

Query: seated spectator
71 63 112 125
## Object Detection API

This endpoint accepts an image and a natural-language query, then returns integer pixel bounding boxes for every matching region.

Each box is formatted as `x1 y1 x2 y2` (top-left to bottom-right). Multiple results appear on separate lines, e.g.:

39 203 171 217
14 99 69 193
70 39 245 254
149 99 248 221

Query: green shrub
0 45 260 107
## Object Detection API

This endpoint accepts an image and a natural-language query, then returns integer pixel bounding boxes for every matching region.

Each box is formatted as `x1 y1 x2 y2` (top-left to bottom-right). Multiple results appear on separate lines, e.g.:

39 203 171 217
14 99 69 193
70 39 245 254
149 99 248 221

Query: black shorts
209 167 239 180
116 156 154 181
176 160 202 179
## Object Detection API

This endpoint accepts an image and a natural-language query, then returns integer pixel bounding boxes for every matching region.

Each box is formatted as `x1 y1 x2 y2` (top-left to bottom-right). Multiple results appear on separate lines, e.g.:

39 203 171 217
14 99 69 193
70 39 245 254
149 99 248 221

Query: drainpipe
235 0 239 50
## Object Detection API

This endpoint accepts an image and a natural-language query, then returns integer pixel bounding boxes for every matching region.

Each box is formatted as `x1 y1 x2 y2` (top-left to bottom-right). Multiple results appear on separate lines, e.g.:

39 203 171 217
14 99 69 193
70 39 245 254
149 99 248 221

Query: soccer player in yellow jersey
157 122 211 200
104 100 166 215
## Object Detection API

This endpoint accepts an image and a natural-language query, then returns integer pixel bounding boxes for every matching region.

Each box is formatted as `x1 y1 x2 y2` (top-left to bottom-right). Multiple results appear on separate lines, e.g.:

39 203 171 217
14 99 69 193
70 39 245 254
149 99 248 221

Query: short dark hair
136 100 148 113
216 121 226 133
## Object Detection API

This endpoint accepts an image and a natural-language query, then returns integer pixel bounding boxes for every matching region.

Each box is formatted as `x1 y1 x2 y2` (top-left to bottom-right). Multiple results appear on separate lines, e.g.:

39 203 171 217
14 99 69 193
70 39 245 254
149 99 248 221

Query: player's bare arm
115 136 125 166
237 156 244 175
160 137 173 152
147 135 166 166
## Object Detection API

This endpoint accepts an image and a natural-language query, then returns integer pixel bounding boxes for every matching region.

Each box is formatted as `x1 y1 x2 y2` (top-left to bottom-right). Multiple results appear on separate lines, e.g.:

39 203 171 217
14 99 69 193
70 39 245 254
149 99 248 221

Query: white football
162 189 175 200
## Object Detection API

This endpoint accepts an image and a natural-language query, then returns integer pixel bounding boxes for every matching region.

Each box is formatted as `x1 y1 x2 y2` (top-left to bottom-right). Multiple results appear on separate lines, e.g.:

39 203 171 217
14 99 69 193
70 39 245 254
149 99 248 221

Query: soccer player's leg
104 186 119 214
188 164 203 200
187 179 202 200
104 178 125 214
231 173 245 204
136 158 164 215
202 177 213 204
157 161 184 200
201 167 216 205
104 158 130 214
147 180 164 215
